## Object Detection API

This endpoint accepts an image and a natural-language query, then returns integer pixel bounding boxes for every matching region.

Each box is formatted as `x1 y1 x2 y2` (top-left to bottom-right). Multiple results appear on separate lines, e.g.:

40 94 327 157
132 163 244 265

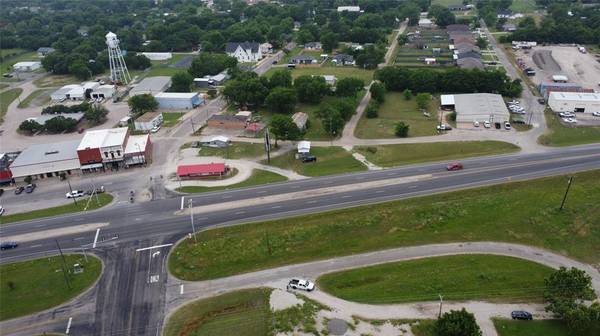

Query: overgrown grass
17 88 52 108
265 146 366 177
273 294 329 335
538 110 600 147
0 193 113 224
493 319 593 336
197 142 266 159
355 92 440 138
0 88 22 122
162 112 185 127
33 74 78 88
0 254 101 321
318 255 553 303
176 169 287 193
168 170 600 281
510 0 537 13
355 141 520 167
264 66 374 83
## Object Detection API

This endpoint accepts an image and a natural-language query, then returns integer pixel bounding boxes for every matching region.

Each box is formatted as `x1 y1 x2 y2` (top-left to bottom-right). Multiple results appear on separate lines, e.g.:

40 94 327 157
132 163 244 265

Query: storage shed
134 112 164 131
154 92 202 110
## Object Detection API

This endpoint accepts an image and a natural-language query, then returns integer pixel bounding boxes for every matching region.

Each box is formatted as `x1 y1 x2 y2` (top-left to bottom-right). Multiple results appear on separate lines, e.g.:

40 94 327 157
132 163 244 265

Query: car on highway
592 112 600 117
287 278 315 292
301 155 317 163
473 120 480 127
25 183 36 193
66 190 86 198
511 311 533 320
446 162 463 171
483 121 491 128
0 241 18 250
504 122 512 130
14 186 24 195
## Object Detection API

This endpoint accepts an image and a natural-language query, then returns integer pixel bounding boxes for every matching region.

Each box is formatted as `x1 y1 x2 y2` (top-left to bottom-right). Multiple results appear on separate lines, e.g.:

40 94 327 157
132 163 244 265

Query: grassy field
510 0 537 13
168 170 600 281
0 83 9 90
33 74 79 87
355 141 520 167
538 111 600 147
318 255 553 304
354 92 439 138
265 66 374 83
162 112 185 127
493 319 584 336
164 288 272 336
176 169 287 193
265 146 366 177
0 88 23 122
198 142 266 159
17 88 52 108
0 254 101 321
0 193 113 224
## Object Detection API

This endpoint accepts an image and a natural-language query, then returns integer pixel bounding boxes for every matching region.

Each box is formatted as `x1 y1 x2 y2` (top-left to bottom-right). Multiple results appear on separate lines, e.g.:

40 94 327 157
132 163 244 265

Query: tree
397 34 408 45
370 82 386 103
416 93 432 110
222 77 269 107
69 60 91 80
18 120 43 134
319 99 355 121
265 87 297 114
430 7 456 27
395 122 410 137
294 75 330 104
476 37 488 50
403 89 412 100
269 114 300 145
84 104 108 125
188 53 237 78
365 101 379 118
336 77 364 97
320 31 339 53
320 109 345 137
435 309 482 336
128 94 158 116
355 45 385 70
544 267 596 320
45 116 78 133
171 72 194 92
269 70 293 88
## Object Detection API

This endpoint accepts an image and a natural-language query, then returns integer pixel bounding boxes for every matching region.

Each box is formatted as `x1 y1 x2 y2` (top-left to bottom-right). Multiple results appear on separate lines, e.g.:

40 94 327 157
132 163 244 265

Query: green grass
265 146 366 177
265 66 374 83
510 0 537 13
538 111 600 147
176 169 287 193
318 255 553 304
0 254 102 321
33 74 79 88
493 319 592 336
0 193 113 224
0 51 39 73
0 88 22 122
355 141 520 167
355 92 440 138
198 142 266 159
164 288 272 336
17 88 52 108
0 83 9 90
168 170 600 281
162 112 185 127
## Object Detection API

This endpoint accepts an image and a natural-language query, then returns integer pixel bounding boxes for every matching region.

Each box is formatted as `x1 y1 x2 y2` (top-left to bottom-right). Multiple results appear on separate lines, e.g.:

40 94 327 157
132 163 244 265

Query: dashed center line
271 205 282 209
235 211 246 215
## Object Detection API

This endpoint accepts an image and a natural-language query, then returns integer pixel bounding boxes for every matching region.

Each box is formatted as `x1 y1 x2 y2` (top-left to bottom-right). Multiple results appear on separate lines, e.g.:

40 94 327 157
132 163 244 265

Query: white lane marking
195 217 208 221
136 243 173 252
92 229 100 248
409 185 418 189
35 224 46 228
73 237 85 241
180 284 184 295
375 190 385 193
306 200 317 204
222 195 232 199
30 244 42 248
65 317 72 334
180 196 185 210
235 211 246 215
342 195 352 199
271 205 282 209
256 190 267 194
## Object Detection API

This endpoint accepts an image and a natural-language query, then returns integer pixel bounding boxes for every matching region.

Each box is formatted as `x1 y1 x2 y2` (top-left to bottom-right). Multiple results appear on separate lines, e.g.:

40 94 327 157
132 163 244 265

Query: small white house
323 75 337 86
13 61 42 72
200 135 230 148
424 58 436 65
140 52 172 61
134 112 163 131
337 6 360 12
418 18 434 28
297 141 311 154
225 42 262 63
260 42 273 54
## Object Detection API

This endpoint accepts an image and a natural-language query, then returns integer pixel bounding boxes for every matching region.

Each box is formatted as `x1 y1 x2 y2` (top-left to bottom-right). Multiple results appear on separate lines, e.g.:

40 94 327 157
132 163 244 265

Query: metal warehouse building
548 92 600 113
129 76 171 96
154 92 202 110
9 140 81 181
447 93 510 126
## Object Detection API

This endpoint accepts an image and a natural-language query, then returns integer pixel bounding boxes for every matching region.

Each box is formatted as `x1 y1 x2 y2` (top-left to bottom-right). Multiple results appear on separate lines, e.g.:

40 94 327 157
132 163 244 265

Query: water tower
106 32 131 85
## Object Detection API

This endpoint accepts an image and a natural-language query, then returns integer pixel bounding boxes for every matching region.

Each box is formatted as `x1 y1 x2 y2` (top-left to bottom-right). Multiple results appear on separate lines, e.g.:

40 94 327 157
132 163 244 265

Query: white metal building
134 112 163 131
129 76 171 96
13 61 42 72
451 93 510 125
154 92 202 109
548 92 600 113
200 135 230 148
91 85 116 99
140 52 172 61
9 140 81 181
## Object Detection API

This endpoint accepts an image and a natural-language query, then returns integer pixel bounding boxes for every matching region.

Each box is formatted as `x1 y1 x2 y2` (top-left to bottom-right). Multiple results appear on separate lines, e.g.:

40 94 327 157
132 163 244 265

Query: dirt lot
517 46 600 89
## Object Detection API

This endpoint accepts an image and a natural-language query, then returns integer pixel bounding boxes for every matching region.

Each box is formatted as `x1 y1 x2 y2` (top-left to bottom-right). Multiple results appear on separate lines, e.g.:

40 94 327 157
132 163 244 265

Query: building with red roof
177 163 229 179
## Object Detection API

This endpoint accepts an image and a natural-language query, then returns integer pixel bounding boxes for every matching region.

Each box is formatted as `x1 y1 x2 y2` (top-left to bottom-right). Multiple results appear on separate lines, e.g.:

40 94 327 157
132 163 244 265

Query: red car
446 162 463 171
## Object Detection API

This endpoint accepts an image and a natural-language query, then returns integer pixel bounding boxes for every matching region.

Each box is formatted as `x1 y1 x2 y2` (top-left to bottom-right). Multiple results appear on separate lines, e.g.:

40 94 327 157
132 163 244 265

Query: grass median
355 141 520 167
318 255 553 304
0 254 102 321
176 169 287 193
0 88 23 122
493 319 583 336
169 170 600 281
538 110 600 147
264 146 367 177
0 193 113 224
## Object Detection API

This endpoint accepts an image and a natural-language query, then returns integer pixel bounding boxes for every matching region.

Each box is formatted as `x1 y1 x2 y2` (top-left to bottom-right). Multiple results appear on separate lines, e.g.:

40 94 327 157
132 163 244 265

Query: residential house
304 42 322 50
502 24 517 32
260 42 273 54
337 6 360 12
225 42 262 63
200 135 231 148
291 55 317 65
37 47 55 57
332 54 355 66
456 57 484 70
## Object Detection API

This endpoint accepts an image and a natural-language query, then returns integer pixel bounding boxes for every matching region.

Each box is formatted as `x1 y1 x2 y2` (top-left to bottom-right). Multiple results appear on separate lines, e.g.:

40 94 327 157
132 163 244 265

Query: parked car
504 122 512 130
563 117 577 123
287 278 315 292
436 124 452 131
446 162 464 171
508 100 519 105
150 125 161 133
473 121 480 127
483 121 491 128
537 98 546 104
0 188 4 197
511 311 533 320
301 155 317 163
0 241 18 250
14 186 24 195
25 183 36 193
559 112 575 118
66 190 85 198
592 112 600 117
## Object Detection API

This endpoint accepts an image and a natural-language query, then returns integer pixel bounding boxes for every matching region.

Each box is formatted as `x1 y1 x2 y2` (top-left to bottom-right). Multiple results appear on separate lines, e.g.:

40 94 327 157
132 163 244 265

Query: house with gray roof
225 42 262 62
291 55 317 65
332 54 355 66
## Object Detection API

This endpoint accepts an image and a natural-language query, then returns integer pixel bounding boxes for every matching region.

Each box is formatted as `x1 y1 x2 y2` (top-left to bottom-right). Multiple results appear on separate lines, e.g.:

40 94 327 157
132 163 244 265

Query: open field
161 112 185 127
493 319 594 336
0 88 23 122
0 254 101 321
265 146 366 177
538 111 600 147
354 92 439 138
0 83 9 90
510 0 537 13
168 170 600 281
17 88 52 108
265 66 374 83
318 255 553 304
176 169 287 194
355 141 520 167
198 142 266 159
164 288 272 336
33 74 79 88
0 193 113 224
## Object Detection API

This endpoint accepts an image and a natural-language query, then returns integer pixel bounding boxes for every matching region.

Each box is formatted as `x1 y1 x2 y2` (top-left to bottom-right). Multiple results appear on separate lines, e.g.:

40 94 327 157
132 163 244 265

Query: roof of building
292 112 308 128
225 41 259 53
124 134 149 154
235 111 252 117
548 91 600 101
209 114 247 123
154 92 198 99
77 127 129 150
10 139 80 170
200 135 230 143
440 95 455 106
13 61 41 67
333 53 354 61
305 42 322 48
130 76 171 94
337 6 360 12
457 58 484 69
457 51 481 60
418 18 433 25
136 111 163 123
453 93 510 119
37 47 55 53
297 140 311 153
177 163 226 176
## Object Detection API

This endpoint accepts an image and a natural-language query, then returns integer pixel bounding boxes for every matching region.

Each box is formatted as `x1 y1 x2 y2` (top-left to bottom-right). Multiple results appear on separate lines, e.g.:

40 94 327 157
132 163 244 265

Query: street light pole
67 179 78 206
559 176 574 211
438 294 443 318
188 199 197 242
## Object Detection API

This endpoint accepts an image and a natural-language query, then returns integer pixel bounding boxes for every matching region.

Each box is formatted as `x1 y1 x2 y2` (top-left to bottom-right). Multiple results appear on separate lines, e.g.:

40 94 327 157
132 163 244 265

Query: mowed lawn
538 111 600 147
318 255 553 304
162 112 185 127
265 146 366 177
176 169 287 193
163 288 272 336
0 254 102 321
198 142 266 159
493 319 594 336
354 92 439 138
168 170 600 281
355 141 520 167
0 88 22 122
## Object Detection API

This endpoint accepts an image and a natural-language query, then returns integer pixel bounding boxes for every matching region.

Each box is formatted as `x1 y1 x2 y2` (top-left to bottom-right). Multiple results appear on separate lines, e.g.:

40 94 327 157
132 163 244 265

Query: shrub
365 101 379 119
395 122 410 137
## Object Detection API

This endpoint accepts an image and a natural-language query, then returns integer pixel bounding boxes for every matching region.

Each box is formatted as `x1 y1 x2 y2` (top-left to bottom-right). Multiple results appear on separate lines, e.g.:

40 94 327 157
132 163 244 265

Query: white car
559 112 575 118
563 118 577 123
592 112 600 117
504 122 512 130
150 125 161 133
508 100 519 105
287 278 315 292
483 121 491 128
66 190 85 199
473 120 480 127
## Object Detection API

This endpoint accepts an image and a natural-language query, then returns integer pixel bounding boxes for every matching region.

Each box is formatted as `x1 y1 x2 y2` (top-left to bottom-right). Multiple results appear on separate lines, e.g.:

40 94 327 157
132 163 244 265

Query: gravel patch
270 289 304 311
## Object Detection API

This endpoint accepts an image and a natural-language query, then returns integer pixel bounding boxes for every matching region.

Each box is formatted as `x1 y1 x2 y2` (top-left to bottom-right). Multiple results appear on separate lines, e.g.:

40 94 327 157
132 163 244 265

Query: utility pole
67 179 77 206
559 176 574 211
55 239 71 289
188 199 197 242
438 294 443 318
190 117 196 133
264 129 271 164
